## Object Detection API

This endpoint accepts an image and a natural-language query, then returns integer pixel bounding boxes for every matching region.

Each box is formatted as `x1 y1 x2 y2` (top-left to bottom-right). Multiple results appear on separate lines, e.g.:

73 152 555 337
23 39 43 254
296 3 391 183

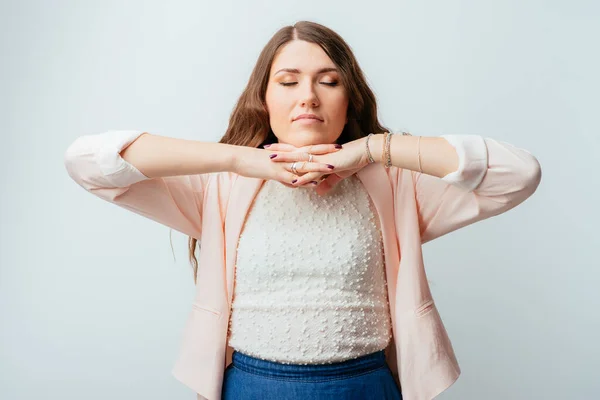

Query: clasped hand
265 137 370 196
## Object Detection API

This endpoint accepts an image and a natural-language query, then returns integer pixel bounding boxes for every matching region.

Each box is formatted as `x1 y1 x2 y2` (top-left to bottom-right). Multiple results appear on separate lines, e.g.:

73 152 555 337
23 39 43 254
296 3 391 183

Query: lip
294 113 323 121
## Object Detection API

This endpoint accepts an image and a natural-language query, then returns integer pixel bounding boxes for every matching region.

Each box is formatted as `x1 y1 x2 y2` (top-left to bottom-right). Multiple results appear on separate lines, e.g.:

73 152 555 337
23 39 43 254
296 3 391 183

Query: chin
291 130 336 146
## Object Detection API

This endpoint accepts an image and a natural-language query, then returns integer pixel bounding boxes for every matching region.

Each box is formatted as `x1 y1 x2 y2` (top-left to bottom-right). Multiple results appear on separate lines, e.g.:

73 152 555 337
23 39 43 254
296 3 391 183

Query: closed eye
279 82 338 87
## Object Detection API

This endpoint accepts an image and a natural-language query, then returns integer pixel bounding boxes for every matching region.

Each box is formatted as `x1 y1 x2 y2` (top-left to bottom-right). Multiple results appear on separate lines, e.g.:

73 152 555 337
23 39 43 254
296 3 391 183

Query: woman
64 21 541 400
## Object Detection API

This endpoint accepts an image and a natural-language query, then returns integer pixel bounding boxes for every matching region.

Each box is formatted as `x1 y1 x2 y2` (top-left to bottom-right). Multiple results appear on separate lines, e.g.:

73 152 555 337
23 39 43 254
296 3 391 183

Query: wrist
227 144 246 174
368 133 385 164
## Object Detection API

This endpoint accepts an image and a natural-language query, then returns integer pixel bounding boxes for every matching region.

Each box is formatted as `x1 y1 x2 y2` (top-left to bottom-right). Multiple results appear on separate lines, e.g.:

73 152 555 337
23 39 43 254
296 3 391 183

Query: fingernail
269 154 277 159
335 144 342 149
292 179 297 184
263 144 271 148
311 181 318 185
327 164 334 169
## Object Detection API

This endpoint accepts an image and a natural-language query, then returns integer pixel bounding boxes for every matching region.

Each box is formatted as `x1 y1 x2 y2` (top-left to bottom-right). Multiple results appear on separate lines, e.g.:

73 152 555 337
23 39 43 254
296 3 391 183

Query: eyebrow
273 67 339 76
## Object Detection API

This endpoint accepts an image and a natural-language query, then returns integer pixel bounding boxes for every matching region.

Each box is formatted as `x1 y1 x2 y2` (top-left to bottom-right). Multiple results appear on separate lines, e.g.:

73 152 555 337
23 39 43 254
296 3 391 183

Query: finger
268 152 305 162
292 171 325 187
315 179 334 195
312 174 340 193
278 181 297 188
285 161 334 175
326 174 344 186
322 174 344 191
262 143 297 151
299 143 343 155
263 143 342 154
270 152 328 162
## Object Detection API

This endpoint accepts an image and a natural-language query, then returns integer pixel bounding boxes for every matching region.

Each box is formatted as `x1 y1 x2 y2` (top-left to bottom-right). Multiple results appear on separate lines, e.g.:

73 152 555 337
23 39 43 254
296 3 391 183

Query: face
265 40 349 147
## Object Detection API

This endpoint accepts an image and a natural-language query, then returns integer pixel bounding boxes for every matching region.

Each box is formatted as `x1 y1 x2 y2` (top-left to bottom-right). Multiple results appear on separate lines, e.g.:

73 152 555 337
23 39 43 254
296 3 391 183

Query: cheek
265 90 287 122
329 95 349 121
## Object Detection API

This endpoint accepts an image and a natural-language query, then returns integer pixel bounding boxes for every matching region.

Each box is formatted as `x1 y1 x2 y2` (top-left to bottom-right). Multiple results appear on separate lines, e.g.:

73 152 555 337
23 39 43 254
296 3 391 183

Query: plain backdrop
1 1 598 399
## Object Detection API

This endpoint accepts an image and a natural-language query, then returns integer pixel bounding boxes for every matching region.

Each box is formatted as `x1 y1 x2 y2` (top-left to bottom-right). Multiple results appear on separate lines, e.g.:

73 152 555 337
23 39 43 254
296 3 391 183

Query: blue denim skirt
221 349 403 399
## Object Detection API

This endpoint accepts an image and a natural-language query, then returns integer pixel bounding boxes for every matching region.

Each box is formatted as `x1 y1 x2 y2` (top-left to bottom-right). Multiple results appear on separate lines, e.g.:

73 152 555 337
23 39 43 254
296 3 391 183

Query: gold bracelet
400 131 422 173
381 132 387 166
365 133 375 163
384 131 394 168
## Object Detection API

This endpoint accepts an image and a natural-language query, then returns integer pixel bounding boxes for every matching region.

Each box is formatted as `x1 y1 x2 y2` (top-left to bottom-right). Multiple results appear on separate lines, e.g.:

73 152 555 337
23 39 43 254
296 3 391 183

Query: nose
299 82 319 108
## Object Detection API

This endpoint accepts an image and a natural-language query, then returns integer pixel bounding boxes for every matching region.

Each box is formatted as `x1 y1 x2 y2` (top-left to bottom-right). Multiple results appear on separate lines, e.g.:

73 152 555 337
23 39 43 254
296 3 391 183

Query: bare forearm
369 133 459 178
120 133 241 178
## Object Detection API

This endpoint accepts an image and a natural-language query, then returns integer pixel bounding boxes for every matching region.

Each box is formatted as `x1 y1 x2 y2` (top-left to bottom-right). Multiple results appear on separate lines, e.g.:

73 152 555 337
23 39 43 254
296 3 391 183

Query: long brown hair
187 21 390 283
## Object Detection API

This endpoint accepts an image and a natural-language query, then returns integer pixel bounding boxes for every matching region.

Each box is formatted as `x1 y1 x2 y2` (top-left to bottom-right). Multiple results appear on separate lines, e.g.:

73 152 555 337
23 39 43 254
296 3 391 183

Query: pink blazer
64 130 541 400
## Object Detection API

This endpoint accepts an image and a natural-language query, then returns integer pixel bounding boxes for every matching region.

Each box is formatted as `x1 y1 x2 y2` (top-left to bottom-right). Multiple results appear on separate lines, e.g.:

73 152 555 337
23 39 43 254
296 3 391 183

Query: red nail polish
269 154 277 159
263 144 271 148
292 179 298 184
327 164 334 169
335 144 342 149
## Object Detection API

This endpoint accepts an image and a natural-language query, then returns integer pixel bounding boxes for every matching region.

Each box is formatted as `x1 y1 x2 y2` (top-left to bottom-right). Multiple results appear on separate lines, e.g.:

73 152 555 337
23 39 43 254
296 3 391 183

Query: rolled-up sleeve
411 134 542 244
440 134 488 192
64 130 207 239
65 130 150 189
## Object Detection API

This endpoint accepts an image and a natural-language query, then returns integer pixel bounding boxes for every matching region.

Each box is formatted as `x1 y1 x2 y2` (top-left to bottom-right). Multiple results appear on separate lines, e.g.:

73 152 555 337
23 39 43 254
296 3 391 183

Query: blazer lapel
356 163 400 319
224 176 265 308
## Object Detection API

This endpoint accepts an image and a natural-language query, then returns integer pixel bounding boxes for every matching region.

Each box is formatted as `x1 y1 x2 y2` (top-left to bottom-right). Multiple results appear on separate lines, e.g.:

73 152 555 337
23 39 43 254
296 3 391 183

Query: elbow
64 137 82 167
63 135 109 191
503 153 542 208
64 137 88 188
473 139 542 213
483 150 542 211
520 153 542 198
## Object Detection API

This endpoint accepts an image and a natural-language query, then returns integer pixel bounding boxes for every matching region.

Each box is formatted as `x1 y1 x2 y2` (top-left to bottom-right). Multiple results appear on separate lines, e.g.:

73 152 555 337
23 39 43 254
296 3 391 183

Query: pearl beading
227 175 393 365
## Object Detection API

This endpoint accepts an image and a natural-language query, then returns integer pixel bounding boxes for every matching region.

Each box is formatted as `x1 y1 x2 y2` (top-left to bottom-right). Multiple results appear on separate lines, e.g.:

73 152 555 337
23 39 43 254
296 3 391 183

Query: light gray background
1 1 598 399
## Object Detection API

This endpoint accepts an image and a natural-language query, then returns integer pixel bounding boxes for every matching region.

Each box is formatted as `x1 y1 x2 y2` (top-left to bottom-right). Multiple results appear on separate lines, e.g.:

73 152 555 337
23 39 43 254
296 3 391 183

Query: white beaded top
226 175 393 364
